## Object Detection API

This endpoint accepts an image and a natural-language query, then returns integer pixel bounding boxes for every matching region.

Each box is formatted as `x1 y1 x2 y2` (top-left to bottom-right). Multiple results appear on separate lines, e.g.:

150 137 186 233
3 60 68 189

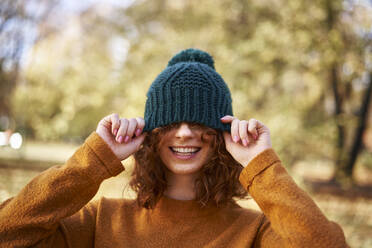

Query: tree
320 0 372 185
11 0 371 184
0 0 55 129
12 6 129 142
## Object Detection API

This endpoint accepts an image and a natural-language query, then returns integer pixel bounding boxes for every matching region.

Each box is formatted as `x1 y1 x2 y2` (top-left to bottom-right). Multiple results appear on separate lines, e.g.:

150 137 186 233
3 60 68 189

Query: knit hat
143 48 233 133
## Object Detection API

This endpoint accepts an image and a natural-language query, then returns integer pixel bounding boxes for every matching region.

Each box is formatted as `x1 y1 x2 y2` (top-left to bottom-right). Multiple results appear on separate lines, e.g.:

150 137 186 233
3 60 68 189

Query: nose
175 123 195 139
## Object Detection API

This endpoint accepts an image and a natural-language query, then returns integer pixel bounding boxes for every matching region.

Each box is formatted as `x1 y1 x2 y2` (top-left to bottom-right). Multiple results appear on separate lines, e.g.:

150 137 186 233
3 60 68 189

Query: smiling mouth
169 147 201 156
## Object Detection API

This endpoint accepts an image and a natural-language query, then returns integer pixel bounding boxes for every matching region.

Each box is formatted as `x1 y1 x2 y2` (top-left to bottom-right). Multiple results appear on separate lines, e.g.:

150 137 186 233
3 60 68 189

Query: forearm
239 148 348 247
0 132 123 247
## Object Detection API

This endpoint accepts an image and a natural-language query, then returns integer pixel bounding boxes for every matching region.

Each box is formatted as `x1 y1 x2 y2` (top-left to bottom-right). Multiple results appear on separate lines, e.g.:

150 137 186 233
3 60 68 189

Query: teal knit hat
143 48 233 133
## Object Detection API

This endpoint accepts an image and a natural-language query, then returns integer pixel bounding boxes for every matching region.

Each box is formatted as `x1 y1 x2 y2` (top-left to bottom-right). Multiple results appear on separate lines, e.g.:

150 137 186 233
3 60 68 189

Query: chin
164 163 203 175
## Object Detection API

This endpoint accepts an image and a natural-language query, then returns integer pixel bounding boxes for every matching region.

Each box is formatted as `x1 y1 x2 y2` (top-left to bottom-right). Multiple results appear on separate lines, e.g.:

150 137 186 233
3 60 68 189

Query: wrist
240 146 273 168
86 132 125 176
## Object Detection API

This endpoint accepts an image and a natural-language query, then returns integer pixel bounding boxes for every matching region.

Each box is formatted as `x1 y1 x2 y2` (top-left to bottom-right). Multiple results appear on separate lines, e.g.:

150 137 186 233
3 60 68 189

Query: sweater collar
151 195 221 219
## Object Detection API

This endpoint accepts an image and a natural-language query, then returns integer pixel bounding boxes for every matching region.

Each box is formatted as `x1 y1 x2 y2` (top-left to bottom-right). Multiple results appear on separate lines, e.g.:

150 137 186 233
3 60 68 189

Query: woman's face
158 122 214 176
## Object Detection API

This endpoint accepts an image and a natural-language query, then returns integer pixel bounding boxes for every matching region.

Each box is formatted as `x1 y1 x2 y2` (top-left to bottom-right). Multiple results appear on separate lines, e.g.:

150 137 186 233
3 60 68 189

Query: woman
0 48 348 247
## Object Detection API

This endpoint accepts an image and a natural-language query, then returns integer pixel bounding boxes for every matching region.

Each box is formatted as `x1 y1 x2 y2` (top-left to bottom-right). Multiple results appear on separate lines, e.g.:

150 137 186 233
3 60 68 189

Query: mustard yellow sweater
0 132 348 247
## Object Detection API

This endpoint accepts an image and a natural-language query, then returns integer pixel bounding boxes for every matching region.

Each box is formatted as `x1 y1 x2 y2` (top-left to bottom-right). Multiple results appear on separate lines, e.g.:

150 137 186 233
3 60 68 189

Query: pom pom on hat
167 48 215 70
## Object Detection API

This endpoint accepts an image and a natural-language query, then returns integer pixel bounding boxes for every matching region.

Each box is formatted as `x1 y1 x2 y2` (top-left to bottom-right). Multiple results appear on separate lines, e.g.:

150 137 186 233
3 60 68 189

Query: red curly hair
130 122 250 209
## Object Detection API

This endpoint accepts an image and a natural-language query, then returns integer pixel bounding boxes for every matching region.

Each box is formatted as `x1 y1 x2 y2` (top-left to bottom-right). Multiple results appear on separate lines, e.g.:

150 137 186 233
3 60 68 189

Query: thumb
131 132 147 151
220 115 234 123
114 132 147 161
223 131 233 144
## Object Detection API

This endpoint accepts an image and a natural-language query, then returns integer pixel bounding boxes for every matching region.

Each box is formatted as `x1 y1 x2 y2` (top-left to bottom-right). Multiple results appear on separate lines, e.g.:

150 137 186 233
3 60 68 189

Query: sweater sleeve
238 148 349 248
0 132 124 248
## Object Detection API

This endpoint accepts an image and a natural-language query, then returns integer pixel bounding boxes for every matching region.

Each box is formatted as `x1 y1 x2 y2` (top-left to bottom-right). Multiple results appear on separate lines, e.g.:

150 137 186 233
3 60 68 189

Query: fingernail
117 135 123 143
233 135 239 142
135 129 141 136
242 138 247 146
124 135 130 143
113 128 118 136
254 134 258 140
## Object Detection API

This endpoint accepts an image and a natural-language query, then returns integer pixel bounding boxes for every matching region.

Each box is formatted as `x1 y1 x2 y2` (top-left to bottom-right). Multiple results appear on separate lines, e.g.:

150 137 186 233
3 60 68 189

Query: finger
231 118 240 143
135 117 145 137
110 113 120 136
125 118 137 142
248 118 259 139
100 113 116 128
220 115 235 123
255 119 266 131
239 120 249 146
117 118 129 143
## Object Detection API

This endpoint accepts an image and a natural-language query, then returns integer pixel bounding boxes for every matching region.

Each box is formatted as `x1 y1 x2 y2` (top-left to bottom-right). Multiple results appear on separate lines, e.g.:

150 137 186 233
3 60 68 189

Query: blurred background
0 0 371 246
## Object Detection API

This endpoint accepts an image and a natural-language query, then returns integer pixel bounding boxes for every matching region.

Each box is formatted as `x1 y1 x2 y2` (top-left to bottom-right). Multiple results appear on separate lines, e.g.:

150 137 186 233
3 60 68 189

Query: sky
19 0 135 70
57 0 135 14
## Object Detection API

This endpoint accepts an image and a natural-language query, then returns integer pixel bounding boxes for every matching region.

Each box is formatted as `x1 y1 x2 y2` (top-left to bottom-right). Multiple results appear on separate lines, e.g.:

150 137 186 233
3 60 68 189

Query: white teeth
171 147 200 153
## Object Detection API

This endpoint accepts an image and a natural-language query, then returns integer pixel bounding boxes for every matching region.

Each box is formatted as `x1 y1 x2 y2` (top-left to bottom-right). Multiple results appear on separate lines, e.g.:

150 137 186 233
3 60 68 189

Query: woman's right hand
96 113 147 160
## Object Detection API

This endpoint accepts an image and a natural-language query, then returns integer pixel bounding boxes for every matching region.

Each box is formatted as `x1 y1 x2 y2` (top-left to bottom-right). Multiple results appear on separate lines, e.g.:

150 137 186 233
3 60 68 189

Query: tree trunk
329 64 351 186
0 62 19 124
344 73 372 176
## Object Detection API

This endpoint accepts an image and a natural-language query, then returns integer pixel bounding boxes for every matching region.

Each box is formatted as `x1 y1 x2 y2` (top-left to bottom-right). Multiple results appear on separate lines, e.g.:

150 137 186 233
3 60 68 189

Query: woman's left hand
220 115 273 167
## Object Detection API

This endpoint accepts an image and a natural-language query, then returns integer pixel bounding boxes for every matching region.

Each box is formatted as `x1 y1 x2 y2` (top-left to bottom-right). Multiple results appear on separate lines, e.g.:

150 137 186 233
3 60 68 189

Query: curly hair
130 122 250 209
